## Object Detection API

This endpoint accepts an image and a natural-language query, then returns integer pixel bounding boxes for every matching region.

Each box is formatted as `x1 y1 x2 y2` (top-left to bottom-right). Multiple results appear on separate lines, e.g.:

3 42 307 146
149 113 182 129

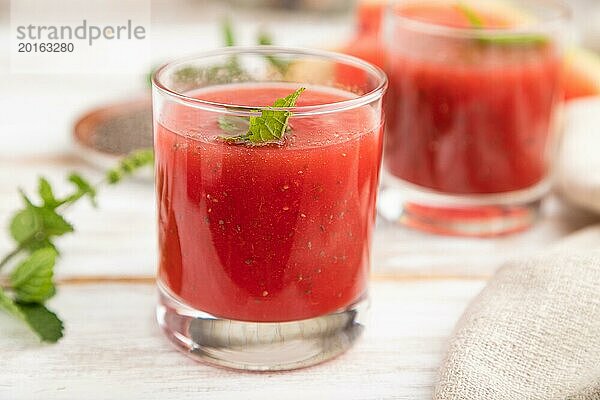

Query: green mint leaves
10 192 74 253
0 248 63 343
0 148 154 343
218 115 250 134
17 302 65 343
0 282 63 343
247 87 305 142
456 2 548 47
10 248 57 303
220 87 305 144
8 171 98 255
0 288 64 343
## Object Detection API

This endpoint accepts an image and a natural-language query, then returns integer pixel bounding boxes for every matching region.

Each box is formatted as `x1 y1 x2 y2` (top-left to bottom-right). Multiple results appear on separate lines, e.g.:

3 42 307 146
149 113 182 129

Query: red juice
384 4 563 194
155 84 383 322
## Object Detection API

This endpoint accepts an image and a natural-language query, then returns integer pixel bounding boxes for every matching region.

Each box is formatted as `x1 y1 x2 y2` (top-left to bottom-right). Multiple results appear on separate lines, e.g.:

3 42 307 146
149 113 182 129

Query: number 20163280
17 42 74 53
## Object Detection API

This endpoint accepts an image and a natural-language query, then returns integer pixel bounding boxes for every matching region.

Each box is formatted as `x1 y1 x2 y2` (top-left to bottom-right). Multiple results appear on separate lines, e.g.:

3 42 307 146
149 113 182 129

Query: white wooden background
1 1 599 399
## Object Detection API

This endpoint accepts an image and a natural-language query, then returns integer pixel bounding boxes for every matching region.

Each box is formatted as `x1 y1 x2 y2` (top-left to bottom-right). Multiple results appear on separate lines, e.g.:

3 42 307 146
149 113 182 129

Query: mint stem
222 17 235 47
455 1 548 47
0 244 25 271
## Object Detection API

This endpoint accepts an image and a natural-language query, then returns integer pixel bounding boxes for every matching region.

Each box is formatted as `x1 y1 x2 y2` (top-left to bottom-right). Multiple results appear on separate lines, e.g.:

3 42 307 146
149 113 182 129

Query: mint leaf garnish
36 207 74 237
0 288 63 343
17 302 64 343
456 2 548 47
221 87 305 144
11 248 57 303
219 114 293 136
9 195 74 254
218 115 250 134
248 87 304 142
38 177 59 209
10 204 43 247
67 173 97 207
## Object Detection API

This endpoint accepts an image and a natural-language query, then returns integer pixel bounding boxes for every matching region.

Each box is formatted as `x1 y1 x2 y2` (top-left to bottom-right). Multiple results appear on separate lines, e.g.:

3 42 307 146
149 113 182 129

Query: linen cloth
434 226 600 400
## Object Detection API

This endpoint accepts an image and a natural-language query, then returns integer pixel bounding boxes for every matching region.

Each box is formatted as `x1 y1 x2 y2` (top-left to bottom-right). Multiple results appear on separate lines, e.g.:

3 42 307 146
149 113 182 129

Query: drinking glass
152 47 386 370
380 0 570 236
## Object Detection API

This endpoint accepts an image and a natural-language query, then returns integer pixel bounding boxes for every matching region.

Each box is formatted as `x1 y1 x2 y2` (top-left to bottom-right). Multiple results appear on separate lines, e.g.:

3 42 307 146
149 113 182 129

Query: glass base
378 173 548 237
156 283 368 371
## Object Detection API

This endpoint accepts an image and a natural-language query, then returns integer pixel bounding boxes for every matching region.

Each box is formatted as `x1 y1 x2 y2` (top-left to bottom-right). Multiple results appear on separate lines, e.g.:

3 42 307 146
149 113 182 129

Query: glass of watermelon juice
380 0 570 236
152 47 387 370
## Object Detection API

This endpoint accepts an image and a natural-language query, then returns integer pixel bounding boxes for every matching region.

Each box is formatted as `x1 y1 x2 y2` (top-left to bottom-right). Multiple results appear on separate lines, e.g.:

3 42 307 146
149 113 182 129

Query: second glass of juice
380 0 570 236
152 47 386 370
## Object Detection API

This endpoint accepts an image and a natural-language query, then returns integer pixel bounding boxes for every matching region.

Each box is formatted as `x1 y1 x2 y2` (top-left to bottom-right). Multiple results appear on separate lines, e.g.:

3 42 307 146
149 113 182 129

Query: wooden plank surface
0 280 484 400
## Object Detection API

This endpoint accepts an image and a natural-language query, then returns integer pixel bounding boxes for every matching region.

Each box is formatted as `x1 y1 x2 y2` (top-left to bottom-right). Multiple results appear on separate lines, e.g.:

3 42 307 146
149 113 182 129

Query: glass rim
387 0 571 38
152 46 388 117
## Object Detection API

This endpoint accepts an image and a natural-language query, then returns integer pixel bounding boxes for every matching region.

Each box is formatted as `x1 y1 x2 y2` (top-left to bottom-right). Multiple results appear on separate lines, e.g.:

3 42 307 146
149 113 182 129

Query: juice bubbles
155 84 383 322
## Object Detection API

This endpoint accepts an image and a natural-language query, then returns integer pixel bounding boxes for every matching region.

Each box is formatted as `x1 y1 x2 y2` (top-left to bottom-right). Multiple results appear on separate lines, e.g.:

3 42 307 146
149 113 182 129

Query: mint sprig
0 149 154 342
220 87 305 144
456 2 548 47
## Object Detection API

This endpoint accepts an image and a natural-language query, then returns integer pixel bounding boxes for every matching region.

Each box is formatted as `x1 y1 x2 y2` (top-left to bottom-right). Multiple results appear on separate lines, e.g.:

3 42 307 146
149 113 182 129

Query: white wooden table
1 2 598 398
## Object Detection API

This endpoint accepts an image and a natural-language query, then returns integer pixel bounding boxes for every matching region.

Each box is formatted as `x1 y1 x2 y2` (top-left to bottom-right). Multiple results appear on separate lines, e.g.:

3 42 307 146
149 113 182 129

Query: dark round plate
73 96 153 180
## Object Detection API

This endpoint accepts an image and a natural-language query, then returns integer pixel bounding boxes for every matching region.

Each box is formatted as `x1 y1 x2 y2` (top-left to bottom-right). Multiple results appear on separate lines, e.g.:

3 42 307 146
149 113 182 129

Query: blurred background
0 0 598 157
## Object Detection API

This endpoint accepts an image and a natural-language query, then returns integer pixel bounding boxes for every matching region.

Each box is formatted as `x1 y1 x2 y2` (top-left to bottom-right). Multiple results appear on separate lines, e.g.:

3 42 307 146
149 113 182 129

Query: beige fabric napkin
434 226 600 400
